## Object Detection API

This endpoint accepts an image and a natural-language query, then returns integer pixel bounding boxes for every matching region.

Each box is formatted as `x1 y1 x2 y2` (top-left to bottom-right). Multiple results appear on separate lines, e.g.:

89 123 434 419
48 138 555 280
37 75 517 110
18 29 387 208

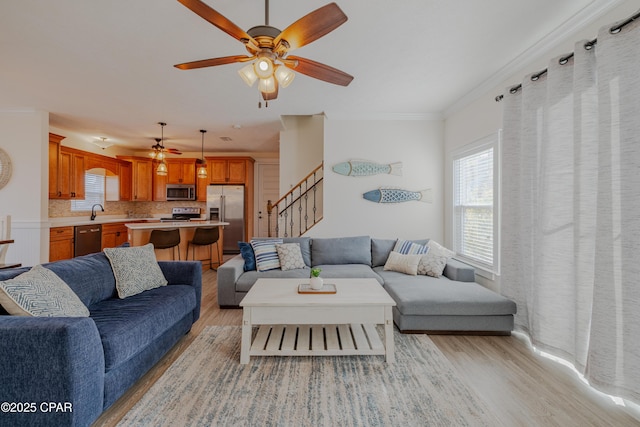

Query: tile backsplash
49 200 207 218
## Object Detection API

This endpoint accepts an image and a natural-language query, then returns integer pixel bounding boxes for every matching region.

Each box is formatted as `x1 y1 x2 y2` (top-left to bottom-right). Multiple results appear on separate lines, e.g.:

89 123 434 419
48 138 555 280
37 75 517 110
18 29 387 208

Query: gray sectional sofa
218 235 516 334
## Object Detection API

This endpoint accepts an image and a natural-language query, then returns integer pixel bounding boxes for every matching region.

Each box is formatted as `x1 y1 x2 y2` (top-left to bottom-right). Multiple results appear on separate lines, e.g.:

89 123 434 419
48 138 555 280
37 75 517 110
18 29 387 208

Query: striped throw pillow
250 239 283 272
393 239 429 255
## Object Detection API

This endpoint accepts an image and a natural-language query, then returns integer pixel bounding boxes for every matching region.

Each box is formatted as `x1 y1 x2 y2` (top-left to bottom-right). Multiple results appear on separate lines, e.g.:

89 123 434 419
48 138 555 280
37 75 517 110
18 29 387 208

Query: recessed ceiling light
232 124 242 129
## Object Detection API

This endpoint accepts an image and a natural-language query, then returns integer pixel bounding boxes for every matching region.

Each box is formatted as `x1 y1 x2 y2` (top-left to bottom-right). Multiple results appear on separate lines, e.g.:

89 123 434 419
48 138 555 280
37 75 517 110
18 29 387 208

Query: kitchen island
126 221 229 265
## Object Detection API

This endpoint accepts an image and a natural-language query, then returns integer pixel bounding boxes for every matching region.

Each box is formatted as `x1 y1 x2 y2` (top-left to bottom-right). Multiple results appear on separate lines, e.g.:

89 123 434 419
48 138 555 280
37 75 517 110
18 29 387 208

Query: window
71 171 105 211
452 132 500 274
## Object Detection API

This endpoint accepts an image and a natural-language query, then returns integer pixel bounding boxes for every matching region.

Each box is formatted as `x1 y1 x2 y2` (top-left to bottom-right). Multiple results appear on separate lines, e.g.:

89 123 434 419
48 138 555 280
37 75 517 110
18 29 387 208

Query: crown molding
326 112 443 121
443 0 628 118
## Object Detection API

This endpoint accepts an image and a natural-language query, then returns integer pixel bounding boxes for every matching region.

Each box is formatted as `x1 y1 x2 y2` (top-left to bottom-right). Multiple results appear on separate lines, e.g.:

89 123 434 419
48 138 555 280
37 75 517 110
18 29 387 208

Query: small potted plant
310 267 323 290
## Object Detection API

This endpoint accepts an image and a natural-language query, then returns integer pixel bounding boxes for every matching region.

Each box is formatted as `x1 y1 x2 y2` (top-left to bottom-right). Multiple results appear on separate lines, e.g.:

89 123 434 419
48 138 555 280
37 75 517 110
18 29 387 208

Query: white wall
0 109 49 265
279 115 324 195
307 118 444 240
443 0 640 290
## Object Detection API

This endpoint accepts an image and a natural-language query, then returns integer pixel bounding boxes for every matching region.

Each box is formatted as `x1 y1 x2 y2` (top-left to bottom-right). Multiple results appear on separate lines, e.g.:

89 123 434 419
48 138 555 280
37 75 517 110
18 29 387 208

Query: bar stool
149 229 181 260
187 227 221 269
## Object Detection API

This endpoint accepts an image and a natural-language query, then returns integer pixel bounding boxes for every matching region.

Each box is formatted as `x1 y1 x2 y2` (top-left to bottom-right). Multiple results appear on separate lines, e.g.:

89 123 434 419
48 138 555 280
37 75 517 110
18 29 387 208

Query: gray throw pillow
311 236 372 265
0 265 89 317
104 243 168 298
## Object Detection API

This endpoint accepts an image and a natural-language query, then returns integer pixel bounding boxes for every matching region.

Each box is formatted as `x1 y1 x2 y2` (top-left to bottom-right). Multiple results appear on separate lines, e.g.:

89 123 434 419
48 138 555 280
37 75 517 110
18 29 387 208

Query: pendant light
156 122 168 176
197 129 208 179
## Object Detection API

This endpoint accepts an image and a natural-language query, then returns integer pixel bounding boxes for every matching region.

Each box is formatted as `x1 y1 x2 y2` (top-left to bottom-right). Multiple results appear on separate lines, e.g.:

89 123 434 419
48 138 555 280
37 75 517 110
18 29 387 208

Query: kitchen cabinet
118 161 132 201
48 134 85 199
153 171 167 201
197 175 208 201
167 159 196 184
59 147 86 199
50 226 74 262
48 133 65 199
117 156 153 201
102 223 128 249
207 158 248 184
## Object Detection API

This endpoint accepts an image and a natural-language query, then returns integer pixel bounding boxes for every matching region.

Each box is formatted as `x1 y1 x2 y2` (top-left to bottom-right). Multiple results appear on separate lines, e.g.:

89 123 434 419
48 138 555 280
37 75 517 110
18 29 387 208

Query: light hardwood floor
93 268 640 426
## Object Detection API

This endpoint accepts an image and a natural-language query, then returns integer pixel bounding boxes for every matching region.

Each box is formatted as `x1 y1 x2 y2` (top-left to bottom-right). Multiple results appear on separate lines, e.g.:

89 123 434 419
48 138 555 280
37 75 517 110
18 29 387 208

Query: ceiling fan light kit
197 129 208 179
156 122 169 176
174 0 353 103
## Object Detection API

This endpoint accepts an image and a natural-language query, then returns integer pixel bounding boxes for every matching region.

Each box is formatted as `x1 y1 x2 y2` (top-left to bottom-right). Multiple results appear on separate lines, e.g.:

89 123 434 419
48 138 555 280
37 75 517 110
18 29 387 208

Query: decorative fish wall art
363 188 433 204
332 160 402 177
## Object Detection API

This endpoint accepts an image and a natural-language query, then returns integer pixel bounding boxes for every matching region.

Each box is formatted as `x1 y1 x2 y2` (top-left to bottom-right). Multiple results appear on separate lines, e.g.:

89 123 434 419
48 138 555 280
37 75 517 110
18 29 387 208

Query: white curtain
501 15 640 405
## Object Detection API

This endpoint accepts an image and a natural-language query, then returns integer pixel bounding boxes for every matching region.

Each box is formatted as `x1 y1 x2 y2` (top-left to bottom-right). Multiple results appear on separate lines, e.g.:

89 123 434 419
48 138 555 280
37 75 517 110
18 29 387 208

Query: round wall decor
0 148 13 190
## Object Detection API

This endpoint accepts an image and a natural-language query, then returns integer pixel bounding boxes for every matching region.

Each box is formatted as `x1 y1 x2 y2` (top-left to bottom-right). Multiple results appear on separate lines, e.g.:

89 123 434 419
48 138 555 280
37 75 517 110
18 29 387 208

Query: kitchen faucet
90 204 104 221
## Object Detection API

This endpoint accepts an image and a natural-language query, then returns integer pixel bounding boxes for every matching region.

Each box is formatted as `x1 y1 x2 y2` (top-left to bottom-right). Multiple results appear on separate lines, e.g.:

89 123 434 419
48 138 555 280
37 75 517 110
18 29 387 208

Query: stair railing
267 163 323 237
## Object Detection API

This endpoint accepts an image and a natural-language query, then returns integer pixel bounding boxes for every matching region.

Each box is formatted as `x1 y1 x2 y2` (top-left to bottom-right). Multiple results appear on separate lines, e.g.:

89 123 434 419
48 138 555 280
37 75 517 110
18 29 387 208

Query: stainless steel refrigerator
206 184 245 254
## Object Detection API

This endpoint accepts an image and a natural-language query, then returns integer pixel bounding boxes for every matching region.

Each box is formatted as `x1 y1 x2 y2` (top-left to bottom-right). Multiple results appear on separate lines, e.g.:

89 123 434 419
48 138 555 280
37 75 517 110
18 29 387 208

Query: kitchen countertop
49 216 163 227
125 221 229 230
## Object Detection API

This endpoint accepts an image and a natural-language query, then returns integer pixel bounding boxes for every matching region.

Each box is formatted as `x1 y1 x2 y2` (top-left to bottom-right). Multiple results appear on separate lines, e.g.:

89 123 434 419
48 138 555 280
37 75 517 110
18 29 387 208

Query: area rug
118 326 500 426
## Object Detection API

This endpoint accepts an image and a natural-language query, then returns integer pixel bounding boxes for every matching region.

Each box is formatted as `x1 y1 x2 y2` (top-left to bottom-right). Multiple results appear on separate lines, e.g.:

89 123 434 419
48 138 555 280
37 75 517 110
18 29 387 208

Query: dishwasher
74 224 102 257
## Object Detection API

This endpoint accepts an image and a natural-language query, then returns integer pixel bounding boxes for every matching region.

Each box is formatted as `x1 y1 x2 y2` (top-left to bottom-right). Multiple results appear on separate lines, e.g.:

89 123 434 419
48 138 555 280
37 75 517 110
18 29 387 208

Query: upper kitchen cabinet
49 134 86 200
48 133 65 199
207 157 253 184
167 159 196 184
118 161 132 201
117 156 153 201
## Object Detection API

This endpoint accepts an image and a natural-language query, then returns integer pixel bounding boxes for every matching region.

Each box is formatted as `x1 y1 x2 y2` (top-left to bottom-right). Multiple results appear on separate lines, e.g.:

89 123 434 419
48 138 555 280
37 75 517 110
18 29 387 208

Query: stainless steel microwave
166 184 196 201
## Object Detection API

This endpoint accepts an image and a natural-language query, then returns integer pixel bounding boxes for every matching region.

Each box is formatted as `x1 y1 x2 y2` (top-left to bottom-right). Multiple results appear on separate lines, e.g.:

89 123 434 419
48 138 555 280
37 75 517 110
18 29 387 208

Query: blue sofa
218 236 516 334
0 251 202 427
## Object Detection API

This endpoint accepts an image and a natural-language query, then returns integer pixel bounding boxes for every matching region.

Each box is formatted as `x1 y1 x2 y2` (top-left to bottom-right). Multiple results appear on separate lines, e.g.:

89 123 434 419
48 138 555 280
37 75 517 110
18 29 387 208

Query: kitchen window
71 171 105 211
452 131 500 276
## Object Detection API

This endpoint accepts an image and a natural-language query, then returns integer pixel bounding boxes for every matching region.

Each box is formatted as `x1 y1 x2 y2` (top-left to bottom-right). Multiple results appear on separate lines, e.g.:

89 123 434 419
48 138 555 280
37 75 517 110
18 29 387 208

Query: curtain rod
495 8 640 102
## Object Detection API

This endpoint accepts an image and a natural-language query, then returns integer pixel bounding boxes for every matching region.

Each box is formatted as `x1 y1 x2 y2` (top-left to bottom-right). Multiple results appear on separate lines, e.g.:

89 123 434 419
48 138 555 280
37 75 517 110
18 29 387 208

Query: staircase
266 163 323 238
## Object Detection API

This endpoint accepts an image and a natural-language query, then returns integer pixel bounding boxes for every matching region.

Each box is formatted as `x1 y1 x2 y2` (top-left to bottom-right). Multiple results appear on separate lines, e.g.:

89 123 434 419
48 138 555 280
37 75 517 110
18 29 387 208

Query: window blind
71 172 105 211
453 146 494 268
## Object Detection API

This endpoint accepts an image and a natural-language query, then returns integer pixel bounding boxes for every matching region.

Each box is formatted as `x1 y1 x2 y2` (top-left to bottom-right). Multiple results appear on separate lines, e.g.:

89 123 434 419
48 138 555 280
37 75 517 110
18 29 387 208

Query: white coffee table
239 278 396 364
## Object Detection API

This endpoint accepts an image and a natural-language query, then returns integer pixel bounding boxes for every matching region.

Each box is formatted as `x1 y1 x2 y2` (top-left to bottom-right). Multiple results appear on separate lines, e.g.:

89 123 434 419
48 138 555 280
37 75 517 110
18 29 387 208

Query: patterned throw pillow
417 240 456 277
393 239 429 255
276 243 306 271
417 253 448 277
250 239 283 272
238 242 256 271
0 265 89 317
104 243 168 298
383 251 422 275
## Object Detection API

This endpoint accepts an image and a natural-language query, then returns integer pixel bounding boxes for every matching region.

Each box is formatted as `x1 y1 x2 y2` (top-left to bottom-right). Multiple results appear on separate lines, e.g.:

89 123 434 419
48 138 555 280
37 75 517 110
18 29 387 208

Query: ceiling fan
174 0 354 103
149 122 182 162
150 139 182 158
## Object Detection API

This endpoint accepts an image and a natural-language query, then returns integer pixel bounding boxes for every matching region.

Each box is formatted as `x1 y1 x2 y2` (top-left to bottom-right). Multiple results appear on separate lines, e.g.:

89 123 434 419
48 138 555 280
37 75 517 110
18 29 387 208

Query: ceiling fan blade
273 3 347 51
177 0 255 44
285 56 353 86
174 55 253 70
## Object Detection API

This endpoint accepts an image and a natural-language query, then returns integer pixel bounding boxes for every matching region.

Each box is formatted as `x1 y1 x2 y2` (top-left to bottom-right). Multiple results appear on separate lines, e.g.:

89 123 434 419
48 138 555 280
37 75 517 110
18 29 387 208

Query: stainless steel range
160 207 201 222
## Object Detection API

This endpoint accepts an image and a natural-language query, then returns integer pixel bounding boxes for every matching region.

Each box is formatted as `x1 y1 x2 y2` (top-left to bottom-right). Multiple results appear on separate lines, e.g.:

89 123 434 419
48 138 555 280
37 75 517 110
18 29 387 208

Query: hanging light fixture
197 129 208 179
156 122 168 176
